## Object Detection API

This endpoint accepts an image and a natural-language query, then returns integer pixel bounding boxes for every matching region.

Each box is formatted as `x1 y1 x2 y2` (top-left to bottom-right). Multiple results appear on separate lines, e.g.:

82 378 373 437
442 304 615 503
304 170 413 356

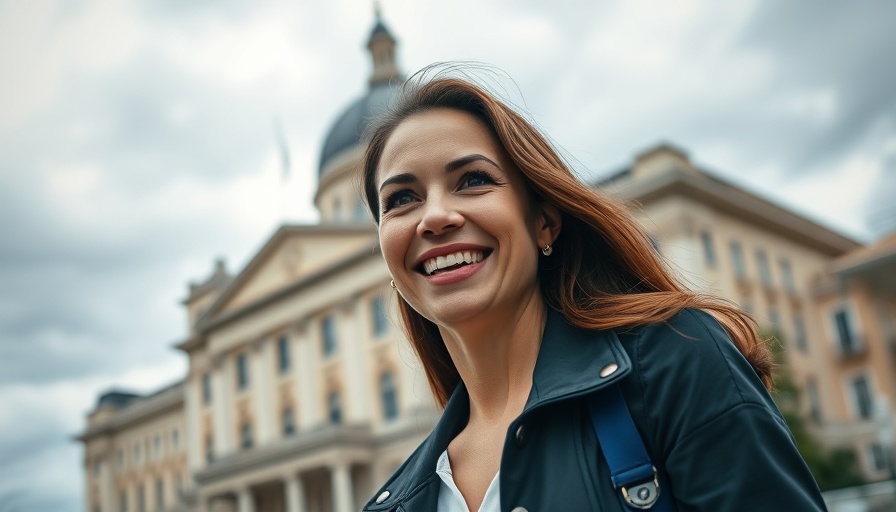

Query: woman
360 73 826 512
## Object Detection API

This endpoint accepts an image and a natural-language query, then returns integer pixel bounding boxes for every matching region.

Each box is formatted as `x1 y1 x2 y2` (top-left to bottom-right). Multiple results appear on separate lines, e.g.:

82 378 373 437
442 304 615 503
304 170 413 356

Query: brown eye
383 190 416 212
459 171 497 189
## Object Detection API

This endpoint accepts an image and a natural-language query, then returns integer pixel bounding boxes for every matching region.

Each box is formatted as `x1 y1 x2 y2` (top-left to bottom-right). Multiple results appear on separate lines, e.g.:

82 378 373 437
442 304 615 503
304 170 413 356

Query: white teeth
423 250 485 275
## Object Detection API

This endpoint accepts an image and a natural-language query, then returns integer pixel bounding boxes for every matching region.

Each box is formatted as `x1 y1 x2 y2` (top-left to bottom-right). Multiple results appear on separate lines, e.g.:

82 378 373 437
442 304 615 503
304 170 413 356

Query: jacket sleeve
625 309 828 512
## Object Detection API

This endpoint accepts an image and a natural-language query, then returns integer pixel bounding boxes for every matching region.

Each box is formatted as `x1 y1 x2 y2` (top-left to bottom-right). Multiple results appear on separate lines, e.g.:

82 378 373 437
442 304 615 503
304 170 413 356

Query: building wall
83 403 186 512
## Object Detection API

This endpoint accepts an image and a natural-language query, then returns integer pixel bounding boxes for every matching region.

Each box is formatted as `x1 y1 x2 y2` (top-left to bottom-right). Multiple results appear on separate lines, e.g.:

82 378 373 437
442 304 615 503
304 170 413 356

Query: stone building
77 12 896 512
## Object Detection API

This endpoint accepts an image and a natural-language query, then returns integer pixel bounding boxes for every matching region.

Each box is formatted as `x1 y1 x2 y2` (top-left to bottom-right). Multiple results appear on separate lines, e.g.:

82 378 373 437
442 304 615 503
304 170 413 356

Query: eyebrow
378 154 501 193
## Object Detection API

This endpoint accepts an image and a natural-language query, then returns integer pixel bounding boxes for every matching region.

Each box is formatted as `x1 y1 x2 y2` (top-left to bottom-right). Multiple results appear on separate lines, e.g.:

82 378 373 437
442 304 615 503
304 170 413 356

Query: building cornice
608 166 860 256
196 407 439 485
74 381 184 442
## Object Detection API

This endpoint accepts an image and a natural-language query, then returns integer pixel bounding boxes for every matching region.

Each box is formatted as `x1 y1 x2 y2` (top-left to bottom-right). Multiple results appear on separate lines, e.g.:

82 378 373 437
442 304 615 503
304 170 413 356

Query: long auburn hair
361 73 774 407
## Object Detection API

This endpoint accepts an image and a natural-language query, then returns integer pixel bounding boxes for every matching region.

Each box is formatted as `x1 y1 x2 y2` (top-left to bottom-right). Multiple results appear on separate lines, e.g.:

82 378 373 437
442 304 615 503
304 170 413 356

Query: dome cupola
315 8 402 223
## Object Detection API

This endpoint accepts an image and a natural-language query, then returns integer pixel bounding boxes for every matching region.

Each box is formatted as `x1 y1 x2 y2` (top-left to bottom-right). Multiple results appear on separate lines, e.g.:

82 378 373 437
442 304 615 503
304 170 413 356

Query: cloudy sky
0 0 894 510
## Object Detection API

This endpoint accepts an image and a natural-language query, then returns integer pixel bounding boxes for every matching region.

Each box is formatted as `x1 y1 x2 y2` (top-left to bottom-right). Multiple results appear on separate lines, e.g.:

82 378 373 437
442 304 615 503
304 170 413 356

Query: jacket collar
364 307 631 510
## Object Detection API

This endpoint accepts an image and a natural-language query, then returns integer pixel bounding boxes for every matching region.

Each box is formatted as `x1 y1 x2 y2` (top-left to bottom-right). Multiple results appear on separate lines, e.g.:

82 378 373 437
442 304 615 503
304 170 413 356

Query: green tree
767 329 866 491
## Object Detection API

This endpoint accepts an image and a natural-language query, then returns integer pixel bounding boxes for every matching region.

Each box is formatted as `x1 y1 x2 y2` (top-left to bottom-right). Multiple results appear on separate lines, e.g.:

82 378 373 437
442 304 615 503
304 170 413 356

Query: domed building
76 13 438 512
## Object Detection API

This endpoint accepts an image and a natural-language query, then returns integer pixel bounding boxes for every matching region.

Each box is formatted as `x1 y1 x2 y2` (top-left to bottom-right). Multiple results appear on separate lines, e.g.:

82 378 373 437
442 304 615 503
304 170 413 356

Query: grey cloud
736 0 896 172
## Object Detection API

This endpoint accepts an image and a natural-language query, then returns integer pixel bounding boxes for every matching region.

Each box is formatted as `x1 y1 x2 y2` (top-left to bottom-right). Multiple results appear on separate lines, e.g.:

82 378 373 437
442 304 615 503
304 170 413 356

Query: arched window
328 391 342 425
381 372 398 422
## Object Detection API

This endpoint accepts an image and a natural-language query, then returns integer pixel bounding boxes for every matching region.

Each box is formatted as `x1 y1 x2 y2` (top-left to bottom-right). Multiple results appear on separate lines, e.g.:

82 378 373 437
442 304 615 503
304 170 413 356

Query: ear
535 202 562 249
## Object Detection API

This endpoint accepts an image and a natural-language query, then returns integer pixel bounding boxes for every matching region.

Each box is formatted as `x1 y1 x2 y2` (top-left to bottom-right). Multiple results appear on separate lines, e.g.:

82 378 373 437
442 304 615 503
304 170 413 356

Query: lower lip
422 258 487 285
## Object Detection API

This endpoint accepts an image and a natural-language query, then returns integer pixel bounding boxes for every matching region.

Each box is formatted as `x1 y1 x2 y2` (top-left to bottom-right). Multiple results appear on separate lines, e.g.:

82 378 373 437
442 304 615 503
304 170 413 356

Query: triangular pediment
204 224 377 323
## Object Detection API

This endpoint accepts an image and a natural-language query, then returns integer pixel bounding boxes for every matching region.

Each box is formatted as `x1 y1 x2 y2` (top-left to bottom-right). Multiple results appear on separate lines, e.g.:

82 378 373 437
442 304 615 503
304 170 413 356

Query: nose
417 193 464 237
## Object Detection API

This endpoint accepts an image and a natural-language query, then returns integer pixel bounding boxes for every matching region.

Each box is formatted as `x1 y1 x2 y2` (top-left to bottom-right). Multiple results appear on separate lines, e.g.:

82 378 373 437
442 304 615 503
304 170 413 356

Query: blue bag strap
588 384 676 511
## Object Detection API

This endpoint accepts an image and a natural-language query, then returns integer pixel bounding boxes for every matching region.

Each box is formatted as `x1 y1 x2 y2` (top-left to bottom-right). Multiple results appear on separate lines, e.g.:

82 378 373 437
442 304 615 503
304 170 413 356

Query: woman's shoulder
615 308 779 426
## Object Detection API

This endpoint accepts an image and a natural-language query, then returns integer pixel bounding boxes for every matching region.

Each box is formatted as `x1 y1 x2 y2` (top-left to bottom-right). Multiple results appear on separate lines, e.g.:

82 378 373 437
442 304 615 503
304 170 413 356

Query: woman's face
375 108 556 327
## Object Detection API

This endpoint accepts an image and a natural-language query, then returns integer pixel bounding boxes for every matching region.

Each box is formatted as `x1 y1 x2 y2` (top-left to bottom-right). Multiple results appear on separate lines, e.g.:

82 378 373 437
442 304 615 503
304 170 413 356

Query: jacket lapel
364 307 632 511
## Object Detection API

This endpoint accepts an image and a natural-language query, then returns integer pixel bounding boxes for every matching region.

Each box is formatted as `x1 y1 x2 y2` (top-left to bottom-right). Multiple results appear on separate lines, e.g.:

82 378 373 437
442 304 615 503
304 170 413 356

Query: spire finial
366 3 400 86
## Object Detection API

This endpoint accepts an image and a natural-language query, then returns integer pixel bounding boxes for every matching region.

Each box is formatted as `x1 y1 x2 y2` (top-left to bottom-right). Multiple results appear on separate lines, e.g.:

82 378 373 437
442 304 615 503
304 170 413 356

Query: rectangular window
118 449 124 469
278 335 291 373
171 429 179 451
202 372 212 404
793 315 808 353
700 231 716 268
381 373 399 422
371 296 388 337
134 444 141 466
730 241 746 278
806 378 822 422
834 308 861 355
236 353 249 390
869 443 888 472
322 315 338 357
153 435 161 458
849 374 874 419
756 249 772 287
328 391 342 425
93 458 101 476
120 491 128 512
282 408 295 437
240 423 253 450
205 437 214 464
779 259 795 292
155 479 164 510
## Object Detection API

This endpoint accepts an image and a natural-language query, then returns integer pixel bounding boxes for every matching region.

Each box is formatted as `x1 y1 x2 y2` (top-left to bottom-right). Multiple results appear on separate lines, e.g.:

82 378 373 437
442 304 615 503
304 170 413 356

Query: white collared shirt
435 449 501 512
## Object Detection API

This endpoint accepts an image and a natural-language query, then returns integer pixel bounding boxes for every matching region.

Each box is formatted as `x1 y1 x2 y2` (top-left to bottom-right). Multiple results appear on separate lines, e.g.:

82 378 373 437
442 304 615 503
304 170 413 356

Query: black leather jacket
362 308 827 511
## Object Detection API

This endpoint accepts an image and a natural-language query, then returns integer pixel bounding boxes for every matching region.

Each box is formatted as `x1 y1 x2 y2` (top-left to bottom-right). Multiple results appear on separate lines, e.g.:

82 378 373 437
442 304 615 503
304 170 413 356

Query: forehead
377 108 504 179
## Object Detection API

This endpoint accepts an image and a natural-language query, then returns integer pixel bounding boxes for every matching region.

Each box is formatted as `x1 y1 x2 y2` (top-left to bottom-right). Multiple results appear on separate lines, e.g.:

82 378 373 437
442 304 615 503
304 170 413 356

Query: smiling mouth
421 250 489 276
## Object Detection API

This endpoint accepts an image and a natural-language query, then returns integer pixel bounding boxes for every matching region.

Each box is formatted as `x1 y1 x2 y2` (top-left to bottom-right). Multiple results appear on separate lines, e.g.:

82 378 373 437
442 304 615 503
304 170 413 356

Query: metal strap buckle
620 467 660 509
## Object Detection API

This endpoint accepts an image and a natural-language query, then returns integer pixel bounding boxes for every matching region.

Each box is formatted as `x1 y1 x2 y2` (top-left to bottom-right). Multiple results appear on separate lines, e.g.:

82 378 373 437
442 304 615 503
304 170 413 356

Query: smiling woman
359 71 827 512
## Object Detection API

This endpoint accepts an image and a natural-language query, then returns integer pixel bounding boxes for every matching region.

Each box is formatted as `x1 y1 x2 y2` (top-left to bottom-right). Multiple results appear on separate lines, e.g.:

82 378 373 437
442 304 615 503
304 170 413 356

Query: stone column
331 462 353 512
251 339 275 444
284 473 307 512
186 371 204 473
238 487 255 512
341 297 370 423
212 355 234 456
98 456 114 512
296 322 321 429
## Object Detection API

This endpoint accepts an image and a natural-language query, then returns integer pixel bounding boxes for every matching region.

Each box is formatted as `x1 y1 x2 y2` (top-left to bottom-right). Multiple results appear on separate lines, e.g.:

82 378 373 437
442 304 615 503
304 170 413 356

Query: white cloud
0 0 146 131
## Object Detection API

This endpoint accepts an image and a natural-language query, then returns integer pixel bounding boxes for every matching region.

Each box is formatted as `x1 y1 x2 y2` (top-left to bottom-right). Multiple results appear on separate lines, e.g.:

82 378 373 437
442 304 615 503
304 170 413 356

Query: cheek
378 223 409 273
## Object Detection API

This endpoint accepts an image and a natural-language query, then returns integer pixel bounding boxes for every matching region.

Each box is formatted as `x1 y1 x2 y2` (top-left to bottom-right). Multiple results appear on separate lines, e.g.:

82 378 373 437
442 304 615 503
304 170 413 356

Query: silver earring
390 279 396 289
542 244 553 256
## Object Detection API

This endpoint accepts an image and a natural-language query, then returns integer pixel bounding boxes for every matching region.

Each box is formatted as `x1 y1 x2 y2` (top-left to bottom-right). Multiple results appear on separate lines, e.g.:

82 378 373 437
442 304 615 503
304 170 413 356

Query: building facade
77 13 896 512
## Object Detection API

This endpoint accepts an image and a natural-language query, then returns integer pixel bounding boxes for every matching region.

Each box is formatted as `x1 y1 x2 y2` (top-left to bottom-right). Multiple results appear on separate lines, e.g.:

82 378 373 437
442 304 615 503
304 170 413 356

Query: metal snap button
511 507 529 512
599 362 619 378
515 424 526 445
375 490 390 504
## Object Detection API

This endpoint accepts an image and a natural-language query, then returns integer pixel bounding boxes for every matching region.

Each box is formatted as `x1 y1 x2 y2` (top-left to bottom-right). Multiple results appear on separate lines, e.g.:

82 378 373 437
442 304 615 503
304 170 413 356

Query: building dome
317 81 398 175
317 11 402 176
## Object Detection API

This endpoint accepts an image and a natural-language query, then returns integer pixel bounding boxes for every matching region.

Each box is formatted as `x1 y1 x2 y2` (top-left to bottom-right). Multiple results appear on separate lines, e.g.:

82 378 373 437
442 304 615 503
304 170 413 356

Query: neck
438 292 547 423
